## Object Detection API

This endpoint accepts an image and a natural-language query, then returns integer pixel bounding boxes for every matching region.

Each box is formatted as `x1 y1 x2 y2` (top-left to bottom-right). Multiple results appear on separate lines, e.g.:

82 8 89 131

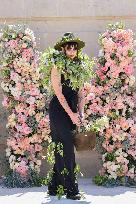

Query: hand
69 112 82 126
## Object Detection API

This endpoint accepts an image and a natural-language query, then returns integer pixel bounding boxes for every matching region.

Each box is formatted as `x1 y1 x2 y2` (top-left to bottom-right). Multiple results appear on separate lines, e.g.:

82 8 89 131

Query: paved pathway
0 179 136 204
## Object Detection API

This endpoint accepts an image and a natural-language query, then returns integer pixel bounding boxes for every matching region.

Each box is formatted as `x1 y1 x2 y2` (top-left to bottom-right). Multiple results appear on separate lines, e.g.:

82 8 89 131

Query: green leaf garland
39 47 94 95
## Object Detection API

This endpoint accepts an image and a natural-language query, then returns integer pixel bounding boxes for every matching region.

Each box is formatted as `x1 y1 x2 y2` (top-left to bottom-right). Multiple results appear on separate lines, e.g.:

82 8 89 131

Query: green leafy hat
54 32 85 51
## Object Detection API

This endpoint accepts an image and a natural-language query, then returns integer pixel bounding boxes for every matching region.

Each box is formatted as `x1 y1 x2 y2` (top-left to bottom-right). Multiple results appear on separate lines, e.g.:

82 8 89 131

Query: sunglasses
66 46 78 51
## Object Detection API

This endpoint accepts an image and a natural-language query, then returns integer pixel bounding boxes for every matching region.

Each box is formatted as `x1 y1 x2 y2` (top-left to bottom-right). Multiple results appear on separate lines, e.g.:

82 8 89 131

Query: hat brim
54 39 85 51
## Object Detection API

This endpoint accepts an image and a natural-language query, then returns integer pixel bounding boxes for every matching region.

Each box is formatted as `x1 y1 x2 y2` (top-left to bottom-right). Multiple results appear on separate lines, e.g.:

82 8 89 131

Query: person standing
47 32 86 200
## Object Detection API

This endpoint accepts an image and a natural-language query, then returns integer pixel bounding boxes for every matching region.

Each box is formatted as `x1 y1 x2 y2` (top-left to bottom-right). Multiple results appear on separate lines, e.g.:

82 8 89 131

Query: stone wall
0 0 136 178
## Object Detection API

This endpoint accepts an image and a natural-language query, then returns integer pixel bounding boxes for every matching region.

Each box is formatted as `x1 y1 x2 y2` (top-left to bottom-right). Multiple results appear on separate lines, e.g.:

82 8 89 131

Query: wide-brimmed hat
54 32 85 51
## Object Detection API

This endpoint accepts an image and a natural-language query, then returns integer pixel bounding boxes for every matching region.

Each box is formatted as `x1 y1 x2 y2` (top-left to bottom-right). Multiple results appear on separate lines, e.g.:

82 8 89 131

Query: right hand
69 112 82 126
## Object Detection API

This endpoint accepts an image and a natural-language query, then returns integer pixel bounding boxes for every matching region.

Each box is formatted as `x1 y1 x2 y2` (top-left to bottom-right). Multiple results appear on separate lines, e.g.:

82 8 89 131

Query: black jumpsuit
48 73 79 196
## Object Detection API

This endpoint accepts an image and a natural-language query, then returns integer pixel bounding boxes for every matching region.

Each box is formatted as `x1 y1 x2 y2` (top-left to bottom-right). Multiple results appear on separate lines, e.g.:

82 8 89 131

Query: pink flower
10 71 19 81
86 93 95 102
7 39 18 49
119 117 129 130
17 113 27 123
124 64 134 75
120 58 129 69
29 87 40 96
30 134 41 143
103 38 116 52
101 66 108 72
105 128 113 139
35 144 42 152
95 86 103 95
38 117 49 128
15 103 28 115
15 123 31 135
106 145 114 153
128 147 136 158
111 70 120 78
115 97 125 109
7 138 17 149
2 96 9 107
15 161 28 177
26 96 35 105
22 123 32 135
130 125 136 135
115 142 123 149
102 141 114 152
18 137 30 150
16 82 23 91
103 85 110 91
117 46 123 55
22 48 33 61
22 43 27 48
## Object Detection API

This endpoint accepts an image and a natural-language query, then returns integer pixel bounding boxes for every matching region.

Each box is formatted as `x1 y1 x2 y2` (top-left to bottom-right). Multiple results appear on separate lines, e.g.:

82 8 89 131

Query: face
63 43 78 59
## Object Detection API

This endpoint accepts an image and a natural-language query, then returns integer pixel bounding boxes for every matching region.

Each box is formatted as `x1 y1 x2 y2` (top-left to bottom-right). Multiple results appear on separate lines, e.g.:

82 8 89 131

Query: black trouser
48 97 79 196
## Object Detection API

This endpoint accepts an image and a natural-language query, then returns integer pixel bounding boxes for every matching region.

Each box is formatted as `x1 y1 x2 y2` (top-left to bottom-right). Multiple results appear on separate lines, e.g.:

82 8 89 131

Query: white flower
115 148 128 157
116 110 119 116
98 49 104 57
0 33 3 39
127 118 134 127
26 96 35 105
116 124 121 130
1 82 9 92
129 167 135 174
10 87 22 97
9 155 16 163
129 108 133 113
106 97 110 103
10 162 15 170
129 102 135 108
13 162 19 170
11 72 21 83
97 116 109 128
122 107 126 116
29 161 34 170
102 153 107 161
114 148 123 156
129 75 135 86
27 79 31 84
25 28 35 41
6 148 11 157
109 173 117 180
119 132 127 141
21 78 25 82
36 160 42 166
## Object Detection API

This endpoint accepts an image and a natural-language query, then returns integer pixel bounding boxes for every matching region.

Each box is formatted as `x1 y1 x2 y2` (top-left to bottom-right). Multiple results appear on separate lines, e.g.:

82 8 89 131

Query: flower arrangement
1 22 136 188
84 22 136 187
0 25 51 187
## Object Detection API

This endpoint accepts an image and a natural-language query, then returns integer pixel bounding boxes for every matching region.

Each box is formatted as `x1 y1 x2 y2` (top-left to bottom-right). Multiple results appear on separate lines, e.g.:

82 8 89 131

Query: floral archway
84 22 136 187
0 25 51 187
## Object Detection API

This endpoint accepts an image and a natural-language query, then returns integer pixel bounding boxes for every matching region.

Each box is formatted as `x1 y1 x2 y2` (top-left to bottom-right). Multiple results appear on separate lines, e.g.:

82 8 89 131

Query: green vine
56 185 65 200
39 47 95 96
46 142 56 164
56 142 64 157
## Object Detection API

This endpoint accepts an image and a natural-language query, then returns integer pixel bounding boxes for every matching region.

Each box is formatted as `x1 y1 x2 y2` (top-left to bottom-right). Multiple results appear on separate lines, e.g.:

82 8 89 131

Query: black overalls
48 73 79 196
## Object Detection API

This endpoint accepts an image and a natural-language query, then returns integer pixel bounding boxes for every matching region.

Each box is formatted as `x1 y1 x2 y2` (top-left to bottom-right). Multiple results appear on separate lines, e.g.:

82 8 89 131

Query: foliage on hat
54 32 85 51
